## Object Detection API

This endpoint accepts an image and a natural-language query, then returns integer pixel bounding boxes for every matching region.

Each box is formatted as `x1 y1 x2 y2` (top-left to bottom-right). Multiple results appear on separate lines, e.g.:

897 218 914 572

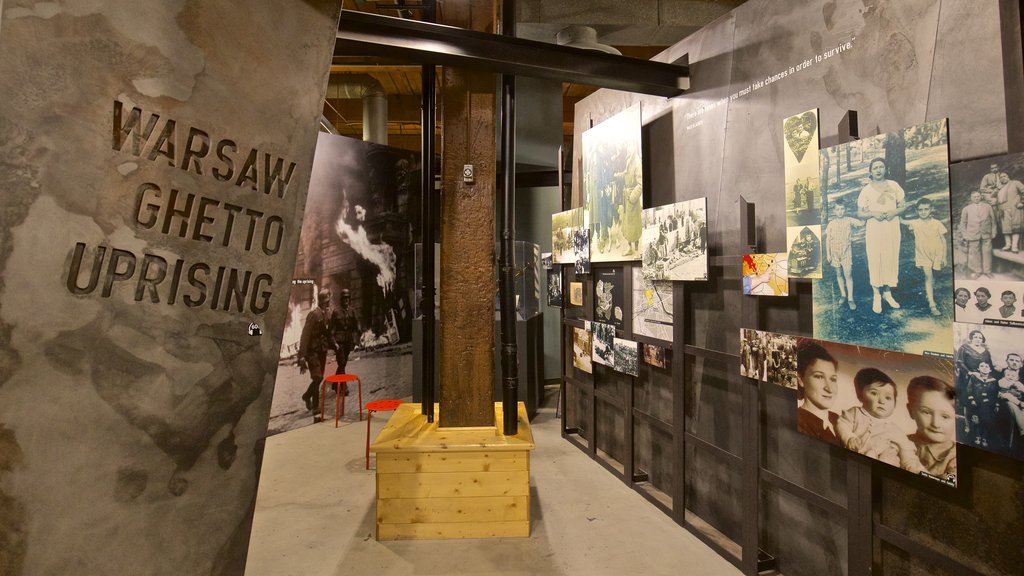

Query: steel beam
335 11 689 97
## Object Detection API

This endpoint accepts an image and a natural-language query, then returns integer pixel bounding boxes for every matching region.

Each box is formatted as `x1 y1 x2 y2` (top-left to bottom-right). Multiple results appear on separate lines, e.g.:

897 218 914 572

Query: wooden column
438 0 498 427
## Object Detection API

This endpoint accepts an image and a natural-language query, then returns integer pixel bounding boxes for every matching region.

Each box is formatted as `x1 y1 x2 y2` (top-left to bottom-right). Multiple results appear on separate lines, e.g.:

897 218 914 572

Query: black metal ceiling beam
335 11 688 98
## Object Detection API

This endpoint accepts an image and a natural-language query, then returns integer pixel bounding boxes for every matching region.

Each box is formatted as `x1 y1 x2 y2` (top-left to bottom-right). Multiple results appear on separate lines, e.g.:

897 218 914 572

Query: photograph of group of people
740 329 798 389
951 152 1024 282
584 104 644 263
813 119 953 357
953 324 1024 460
551 207 585 265
953 281 1024 326
640 198 709 281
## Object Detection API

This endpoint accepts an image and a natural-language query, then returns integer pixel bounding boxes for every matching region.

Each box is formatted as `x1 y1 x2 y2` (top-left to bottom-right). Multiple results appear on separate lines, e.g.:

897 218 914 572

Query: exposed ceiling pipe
555 25 621 55
326 74 388 145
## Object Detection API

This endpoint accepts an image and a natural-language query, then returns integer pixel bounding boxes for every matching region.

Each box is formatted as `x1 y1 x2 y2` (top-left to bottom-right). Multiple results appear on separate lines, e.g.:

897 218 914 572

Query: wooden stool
321 374 363 428
365 399 403 469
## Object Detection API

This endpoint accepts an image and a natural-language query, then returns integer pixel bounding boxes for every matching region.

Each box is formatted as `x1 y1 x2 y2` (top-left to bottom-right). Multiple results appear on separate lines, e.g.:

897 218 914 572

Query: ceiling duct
326 74 388 145
555 25 621 55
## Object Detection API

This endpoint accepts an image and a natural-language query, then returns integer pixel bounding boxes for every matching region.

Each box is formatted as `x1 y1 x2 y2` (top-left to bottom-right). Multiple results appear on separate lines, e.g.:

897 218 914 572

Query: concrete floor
244 389 742 576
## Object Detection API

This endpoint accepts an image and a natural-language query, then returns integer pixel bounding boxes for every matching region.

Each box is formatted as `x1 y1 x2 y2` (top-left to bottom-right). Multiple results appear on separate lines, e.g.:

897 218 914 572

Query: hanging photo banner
584 103 644 263
814 119 952 356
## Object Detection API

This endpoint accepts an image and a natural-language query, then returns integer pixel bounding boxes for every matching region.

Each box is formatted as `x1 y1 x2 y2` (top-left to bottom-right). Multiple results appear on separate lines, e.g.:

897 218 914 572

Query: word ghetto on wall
64 99 301 315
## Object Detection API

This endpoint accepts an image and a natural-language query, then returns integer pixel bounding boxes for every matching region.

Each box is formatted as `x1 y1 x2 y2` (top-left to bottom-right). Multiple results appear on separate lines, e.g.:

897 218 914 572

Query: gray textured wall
572 0 1023 574
0 2 342 574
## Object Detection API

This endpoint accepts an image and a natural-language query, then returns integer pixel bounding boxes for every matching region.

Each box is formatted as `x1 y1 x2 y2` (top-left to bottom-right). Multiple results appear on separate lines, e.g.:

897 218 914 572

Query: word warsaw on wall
65 100 300 315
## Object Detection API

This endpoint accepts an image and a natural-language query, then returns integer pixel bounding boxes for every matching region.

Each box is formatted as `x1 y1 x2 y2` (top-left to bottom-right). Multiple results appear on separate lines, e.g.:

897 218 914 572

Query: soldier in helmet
298 288 336 413
331 288 360 394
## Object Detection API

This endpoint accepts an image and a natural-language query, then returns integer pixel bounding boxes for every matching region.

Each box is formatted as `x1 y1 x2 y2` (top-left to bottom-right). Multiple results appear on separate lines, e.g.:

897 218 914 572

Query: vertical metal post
421 64 437 422
498 0 519 436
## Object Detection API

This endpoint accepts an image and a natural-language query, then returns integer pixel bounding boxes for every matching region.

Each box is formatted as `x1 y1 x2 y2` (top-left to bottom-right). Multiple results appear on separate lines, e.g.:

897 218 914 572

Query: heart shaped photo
784 111 818 163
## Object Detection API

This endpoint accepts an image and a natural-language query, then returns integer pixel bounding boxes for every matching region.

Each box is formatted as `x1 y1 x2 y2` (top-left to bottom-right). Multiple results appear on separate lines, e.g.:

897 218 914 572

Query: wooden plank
377 451 528 474
377 520 529 540
377 495 528 524
370 403 535 454
377 470 530 499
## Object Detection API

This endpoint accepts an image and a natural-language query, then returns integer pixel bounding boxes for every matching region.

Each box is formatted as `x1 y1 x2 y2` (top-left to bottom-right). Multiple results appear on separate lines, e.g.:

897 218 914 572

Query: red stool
321 374 363 428
365 399 403 469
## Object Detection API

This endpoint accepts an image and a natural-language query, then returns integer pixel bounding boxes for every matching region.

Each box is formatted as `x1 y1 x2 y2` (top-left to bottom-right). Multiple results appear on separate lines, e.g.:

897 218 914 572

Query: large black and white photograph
269 133 421 435
547 268 563 307
784 108 822 228
573 326 593 374
584 104 644 263
813 119 953 356
640 198 708 281
739 328 798 389
951 152 1024 283
594 267 624 328
792 336 957 486
953 323 1024 461
614 337 640 377
552 207 584 264
592 321 616 368
631 266 673 342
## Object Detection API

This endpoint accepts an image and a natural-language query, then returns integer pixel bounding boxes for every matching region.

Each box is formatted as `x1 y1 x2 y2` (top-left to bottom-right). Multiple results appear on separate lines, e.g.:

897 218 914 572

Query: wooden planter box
369 402 535 540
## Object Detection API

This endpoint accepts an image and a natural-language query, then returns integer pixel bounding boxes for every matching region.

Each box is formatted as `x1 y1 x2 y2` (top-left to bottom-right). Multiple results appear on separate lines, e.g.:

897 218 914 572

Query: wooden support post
438 0 498 428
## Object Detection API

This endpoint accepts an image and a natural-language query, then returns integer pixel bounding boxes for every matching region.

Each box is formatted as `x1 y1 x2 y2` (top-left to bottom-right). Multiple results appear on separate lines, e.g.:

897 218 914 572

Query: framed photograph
614 337 639 377
592 322 616 368
569 281 584 306
640 198 708 281
814 119 953 356
950 152 1024 282
953 323 1024 461
541 252 553 269
742 253 789 296
786 224 822 279
784 108 821 228
572 326 593 374
740 328 798 389
584 103 644 263
552 207 584 264
791 334 956 486
546 268 563 307
631 266 673 342
953 280 1024 327
594 267 624 329
574 227 592 274
643 343 667 368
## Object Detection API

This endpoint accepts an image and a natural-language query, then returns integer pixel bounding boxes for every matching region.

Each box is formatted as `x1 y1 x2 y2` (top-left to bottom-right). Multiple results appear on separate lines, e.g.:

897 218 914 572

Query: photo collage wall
552 104 707 380
738 108 1024 487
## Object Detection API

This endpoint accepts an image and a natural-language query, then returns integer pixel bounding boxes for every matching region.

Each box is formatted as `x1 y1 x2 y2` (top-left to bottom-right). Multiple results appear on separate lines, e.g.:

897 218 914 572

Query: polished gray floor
245 389 741 576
